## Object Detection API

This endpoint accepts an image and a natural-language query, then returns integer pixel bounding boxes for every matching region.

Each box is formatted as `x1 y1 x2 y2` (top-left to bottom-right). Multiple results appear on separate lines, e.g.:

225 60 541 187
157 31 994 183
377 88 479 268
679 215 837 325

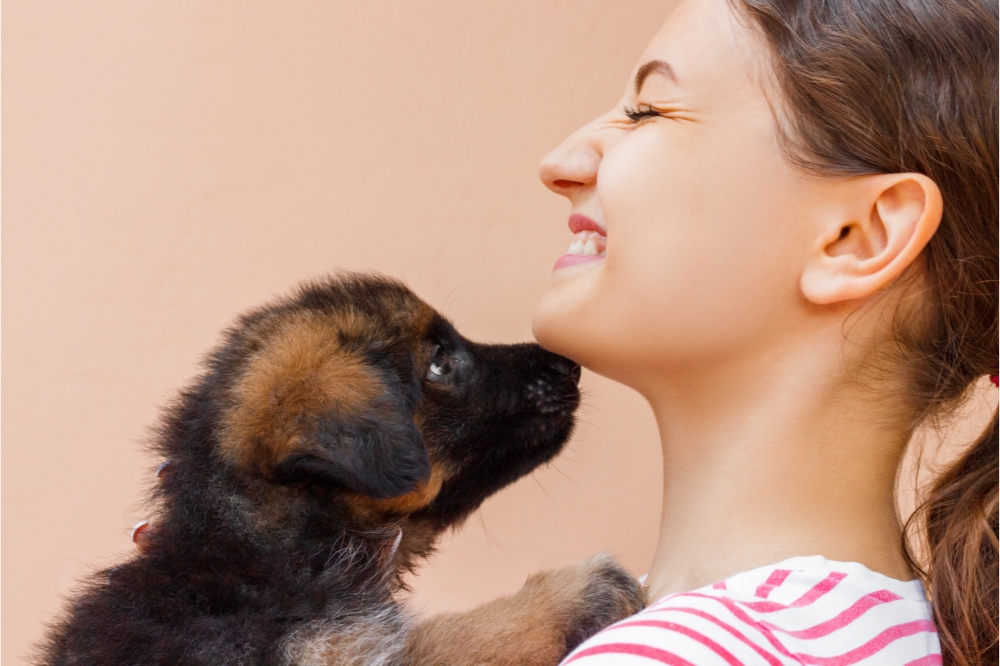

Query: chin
532 282 617 380
531 303 570 361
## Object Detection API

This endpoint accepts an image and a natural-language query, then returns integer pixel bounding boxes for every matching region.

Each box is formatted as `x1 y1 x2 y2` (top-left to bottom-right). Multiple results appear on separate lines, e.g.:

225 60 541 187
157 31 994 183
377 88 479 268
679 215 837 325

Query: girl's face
533 0 826 391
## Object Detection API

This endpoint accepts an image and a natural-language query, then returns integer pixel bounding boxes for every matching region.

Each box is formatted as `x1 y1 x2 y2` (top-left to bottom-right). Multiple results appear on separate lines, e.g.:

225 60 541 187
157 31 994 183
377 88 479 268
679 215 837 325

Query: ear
800 173 942 304
273 394 432 499
219 314 431 499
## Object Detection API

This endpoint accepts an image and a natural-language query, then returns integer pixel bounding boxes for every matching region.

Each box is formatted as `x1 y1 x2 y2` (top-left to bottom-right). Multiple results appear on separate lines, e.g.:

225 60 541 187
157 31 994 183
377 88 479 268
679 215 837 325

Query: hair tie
991 375 998 387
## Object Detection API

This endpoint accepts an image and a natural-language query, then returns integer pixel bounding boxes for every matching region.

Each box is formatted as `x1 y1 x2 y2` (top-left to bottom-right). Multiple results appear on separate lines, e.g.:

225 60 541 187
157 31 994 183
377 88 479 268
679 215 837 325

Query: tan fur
348 464 450 521
403 553 646 666
400 301 436 341
219 312 384 472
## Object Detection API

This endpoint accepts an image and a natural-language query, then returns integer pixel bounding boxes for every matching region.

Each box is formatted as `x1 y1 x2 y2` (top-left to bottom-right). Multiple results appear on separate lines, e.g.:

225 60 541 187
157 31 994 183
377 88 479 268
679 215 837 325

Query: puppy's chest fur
280 605 409 666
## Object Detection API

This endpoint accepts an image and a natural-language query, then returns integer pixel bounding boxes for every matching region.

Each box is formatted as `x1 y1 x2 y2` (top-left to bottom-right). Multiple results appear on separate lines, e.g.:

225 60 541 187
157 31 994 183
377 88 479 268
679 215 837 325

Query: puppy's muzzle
526 352 581 416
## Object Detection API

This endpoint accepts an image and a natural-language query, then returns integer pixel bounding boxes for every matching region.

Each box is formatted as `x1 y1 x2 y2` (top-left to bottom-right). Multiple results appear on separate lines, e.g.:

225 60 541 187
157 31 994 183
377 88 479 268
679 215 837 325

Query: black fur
35 273 581 666
274 402 432 499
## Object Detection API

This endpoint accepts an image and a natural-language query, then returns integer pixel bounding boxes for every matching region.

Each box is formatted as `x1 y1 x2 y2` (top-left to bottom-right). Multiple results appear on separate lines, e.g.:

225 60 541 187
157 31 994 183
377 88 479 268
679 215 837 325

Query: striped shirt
561 556 940 666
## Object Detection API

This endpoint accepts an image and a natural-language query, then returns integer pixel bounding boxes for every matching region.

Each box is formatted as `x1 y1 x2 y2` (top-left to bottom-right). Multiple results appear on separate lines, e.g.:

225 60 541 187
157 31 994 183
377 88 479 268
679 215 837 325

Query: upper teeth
566 230 606 257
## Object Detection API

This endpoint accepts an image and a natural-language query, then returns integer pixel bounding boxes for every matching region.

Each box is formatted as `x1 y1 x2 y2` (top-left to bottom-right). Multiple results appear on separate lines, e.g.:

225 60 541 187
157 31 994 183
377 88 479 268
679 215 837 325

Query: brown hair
723 0 999 663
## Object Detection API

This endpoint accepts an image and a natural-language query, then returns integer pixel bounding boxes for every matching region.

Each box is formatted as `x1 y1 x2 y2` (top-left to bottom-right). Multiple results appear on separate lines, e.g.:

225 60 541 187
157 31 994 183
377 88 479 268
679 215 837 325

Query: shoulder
560 556 941 666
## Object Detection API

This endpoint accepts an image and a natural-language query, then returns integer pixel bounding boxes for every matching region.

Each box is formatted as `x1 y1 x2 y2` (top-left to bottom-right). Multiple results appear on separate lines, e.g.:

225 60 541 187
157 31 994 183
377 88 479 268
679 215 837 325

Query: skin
532 0 943 605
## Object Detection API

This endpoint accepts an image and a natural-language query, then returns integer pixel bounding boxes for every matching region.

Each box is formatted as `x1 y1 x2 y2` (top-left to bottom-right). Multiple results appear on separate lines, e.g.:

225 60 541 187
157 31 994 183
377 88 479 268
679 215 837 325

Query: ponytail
913 410 999 666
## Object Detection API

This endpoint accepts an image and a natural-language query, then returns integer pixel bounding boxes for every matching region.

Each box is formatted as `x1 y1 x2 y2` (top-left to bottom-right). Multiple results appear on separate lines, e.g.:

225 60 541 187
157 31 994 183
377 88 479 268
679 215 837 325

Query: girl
532 0 997 664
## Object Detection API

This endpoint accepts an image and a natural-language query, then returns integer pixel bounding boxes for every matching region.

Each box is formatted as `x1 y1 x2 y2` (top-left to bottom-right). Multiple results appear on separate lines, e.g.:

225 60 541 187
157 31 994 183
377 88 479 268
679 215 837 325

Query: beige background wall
3 1 994 664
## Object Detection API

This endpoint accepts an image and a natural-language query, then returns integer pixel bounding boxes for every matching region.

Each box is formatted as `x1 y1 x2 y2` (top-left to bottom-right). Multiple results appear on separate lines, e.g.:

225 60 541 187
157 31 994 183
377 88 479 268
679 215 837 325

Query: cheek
533 128 805 380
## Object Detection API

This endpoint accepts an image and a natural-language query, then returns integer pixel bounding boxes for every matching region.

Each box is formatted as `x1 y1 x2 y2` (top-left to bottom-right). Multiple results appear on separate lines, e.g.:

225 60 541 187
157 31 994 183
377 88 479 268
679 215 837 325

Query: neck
638 335 914 604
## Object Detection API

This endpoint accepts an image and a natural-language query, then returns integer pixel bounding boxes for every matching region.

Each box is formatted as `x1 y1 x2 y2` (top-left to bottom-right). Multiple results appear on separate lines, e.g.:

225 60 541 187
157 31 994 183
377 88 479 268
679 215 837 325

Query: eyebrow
634 60 679 93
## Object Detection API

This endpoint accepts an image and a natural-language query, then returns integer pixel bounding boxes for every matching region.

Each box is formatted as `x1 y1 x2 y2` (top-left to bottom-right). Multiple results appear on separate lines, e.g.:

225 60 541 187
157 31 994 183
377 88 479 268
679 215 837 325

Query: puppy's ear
273 396 431 499
219 314 431 498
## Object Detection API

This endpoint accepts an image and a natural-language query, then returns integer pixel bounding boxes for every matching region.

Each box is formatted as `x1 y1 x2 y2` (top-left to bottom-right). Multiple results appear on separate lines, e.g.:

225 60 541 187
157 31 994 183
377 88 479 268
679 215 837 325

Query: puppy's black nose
549 357 582 386
523 348 582 416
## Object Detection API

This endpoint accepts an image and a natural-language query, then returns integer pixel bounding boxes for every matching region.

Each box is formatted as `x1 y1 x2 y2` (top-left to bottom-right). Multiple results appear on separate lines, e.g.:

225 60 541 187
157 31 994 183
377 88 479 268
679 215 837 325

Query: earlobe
800 173 942 305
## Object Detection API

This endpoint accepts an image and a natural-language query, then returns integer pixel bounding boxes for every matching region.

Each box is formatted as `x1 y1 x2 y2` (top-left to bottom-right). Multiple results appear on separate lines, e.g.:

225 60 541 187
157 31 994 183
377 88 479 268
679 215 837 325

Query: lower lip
553 254 605 271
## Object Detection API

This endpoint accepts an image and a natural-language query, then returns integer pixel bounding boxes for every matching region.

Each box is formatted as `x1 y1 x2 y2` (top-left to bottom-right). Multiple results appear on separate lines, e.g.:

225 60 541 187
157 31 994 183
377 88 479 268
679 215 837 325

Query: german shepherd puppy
37 273 644 666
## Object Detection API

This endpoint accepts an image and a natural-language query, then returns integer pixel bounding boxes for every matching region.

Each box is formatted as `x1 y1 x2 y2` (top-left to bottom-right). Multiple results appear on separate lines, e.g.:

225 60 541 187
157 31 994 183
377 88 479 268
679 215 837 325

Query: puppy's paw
515 552 645 657
559 552 646 653
407 553 644 666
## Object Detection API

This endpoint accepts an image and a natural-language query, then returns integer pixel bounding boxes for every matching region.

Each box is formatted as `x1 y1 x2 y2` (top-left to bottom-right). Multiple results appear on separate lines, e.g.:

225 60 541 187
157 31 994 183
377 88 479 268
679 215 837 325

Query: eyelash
623 104 662 123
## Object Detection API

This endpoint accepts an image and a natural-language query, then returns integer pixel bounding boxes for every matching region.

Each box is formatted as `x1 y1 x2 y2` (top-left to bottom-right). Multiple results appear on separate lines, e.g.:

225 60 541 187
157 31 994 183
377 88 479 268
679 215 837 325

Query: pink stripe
788 573 848 607
655 592 799 660
755 569 793 599
793 620 937 666
611 619 747 666
563 643 702 665
760 590 903 639
904 655 942 666
741 573 847 613
713 580 728 590
657 607 787 666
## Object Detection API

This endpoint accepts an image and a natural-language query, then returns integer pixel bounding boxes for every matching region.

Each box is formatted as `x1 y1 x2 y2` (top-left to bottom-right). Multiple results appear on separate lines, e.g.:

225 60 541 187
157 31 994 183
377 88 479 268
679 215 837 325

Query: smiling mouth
553 214 607 271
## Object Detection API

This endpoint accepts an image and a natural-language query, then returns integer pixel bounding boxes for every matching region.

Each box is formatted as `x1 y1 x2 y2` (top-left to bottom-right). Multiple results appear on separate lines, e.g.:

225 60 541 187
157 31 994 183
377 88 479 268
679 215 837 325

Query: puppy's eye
428 347 453 379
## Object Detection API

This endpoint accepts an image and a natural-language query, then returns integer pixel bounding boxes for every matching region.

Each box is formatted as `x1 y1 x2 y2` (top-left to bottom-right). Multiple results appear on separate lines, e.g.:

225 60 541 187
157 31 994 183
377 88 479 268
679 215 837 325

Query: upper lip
568 213 606 236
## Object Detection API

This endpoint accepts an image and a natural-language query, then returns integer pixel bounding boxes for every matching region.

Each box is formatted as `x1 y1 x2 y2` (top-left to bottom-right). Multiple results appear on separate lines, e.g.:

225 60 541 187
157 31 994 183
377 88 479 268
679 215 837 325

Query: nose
538 120 603 198
525 349 582 416
547 355 582 387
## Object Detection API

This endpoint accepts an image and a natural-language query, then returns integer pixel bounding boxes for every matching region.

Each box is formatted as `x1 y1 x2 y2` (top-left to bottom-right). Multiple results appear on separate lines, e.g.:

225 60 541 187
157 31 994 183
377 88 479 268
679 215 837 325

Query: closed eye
623 104 662 123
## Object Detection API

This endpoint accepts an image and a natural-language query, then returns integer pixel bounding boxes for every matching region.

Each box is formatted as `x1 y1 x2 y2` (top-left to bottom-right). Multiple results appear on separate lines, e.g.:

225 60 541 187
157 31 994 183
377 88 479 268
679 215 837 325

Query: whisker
546 460 580 484
476 513 510 556
532 472 557 502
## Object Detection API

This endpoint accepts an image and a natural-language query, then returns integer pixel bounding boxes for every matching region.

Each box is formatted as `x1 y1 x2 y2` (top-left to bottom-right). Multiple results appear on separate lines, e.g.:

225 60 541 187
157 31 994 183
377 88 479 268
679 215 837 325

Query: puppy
37 273 644 666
